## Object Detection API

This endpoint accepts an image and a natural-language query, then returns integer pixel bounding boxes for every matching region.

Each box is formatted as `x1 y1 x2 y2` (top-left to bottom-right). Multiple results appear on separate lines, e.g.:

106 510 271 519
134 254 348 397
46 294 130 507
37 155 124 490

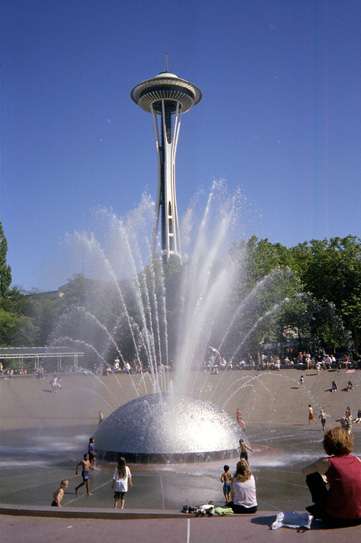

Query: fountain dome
95 394 240 463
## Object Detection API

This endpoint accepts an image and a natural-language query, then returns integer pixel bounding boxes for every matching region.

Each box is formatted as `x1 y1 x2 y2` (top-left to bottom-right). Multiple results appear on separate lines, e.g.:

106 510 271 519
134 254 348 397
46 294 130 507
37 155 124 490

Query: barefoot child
220 465 232 504
75 454 93 496
239 439 253 463
51 480 69 507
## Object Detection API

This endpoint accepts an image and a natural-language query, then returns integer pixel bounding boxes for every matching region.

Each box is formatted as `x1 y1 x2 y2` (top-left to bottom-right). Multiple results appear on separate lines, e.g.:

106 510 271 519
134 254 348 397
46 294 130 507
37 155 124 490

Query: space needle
131 70 202 259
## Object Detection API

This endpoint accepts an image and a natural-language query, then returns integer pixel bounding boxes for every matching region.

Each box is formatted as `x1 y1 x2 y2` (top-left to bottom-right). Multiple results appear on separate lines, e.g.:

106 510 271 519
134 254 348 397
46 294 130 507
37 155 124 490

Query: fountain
50 72 290 464
0 187 324 510
0 73 355 513
52 181 291 464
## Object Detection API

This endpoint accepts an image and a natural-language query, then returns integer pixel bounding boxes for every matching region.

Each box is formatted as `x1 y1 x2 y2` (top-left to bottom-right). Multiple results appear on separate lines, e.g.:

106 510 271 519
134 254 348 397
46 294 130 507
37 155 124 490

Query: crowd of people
308 404 356 435
48 421 361 528
13 347 357 526
51 422 361 526
51 434 134 510
192 423 361 525
52 435 258 514
219 427 361 525
0 348 359 378
217 438 258 514
201 350 358 373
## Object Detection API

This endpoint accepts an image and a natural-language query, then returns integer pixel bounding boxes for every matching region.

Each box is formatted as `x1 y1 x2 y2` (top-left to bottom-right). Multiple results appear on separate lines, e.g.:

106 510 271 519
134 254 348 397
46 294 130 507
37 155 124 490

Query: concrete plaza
1 369 361 541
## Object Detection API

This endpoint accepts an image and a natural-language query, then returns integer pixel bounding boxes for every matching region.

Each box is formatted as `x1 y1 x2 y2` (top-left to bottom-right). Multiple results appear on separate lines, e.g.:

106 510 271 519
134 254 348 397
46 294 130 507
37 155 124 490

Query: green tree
0 223 37 346
291 236 361 350
276 294 350 353
229 235 356 356
0 222 11 298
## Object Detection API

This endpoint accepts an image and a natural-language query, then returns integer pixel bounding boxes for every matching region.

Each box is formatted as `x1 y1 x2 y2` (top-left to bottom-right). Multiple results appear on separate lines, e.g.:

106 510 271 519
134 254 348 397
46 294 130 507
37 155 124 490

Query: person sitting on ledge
230 459 258 514
302 426 361 525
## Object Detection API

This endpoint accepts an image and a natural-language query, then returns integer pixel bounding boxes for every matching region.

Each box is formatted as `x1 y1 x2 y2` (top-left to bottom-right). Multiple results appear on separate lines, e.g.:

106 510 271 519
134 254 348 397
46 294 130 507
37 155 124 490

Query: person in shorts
75 453 92 496
319 409 326 432
239 439 253 463
220 464 233 504
112 456 132 509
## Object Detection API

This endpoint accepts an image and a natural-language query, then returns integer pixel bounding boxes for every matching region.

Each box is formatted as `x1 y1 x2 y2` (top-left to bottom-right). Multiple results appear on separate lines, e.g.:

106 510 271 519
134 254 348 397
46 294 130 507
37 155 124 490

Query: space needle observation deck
131 71 202 259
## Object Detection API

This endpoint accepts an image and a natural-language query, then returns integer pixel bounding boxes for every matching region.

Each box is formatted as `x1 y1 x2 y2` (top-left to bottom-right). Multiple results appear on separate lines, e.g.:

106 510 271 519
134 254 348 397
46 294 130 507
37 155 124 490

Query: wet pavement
2 422 359 512
1 370 360 513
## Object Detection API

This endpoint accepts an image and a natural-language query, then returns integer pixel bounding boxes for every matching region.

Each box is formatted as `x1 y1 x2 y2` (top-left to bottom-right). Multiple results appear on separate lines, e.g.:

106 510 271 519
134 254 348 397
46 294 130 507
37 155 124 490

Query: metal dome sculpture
95 393 240 463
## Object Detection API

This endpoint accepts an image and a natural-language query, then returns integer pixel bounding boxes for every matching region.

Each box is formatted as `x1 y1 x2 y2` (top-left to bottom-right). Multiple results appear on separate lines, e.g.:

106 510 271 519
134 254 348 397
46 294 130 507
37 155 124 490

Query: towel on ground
271 511 313 530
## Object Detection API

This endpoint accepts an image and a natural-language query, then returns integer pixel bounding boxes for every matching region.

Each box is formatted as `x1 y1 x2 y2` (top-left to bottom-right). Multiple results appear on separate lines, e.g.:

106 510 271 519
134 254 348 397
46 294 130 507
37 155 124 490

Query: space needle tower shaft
131 71 202 259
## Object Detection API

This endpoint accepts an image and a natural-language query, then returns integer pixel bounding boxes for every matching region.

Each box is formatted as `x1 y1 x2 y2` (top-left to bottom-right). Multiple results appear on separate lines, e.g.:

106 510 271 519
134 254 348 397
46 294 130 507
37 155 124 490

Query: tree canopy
2 227 361 361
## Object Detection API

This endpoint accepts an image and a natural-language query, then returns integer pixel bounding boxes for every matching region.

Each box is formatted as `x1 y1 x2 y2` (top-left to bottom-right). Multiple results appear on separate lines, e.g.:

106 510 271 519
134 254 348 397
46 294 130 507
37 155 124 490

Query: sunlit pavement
1 370 361 541
1 512 361 543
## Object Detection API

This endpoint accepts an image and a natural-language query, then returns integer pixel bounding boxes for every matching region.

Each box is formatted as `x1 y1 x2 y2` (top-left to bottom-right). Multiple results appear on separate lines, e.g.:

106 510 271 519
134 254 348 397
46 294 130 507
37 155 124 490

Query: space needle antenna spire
131 69 202 260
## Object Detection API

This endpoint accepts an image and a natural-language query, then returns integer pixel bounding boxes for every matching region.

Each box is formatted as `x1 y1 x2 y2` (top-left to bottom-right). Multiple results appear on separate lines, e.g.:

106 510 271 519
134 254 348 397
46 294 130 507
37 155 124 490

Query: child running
220 465 233 504
75 453 93 496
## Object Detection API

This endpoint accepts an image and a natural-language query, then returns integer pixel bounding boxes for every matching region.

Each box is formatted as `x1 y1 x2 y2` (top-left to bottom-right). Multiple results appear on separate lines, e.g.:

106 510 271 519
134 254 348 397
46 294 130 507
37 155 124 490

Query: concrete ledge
0 503 190 519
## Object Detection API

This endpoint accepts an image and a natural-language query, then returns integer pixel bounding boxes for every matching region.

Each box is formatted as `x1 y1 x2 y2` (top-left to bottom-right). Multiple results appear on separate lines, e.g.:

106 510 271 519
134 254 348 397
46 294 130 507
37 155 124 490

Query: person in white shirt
112 457 133 509
231 459 258 514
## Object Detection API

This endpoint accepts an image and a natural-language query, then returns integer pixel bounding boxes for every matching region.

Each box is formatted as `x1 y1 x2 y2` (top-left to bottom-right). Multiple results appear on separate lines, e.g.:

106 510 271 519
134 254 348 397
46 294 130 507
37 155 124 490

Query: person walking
75 454 92 496
308 404 315 424
112 457 132 509
319 409 326 432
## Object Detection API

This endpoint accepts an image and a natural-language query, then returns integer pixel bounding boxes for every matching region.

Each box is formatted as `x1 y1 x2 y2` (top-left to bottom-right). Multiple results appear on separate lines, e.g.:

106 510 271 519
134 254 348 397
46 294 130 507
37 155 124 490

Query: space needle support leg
172 103 182 257
160 100 181 257
150 104 161 257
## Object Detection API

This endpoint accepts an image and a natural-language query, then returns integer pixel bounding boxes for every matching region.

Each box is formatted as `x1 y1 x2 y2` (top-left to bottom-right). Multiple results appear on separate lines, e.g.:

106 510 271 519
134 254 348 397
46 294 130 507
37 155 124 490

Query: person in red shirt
302 427 361 525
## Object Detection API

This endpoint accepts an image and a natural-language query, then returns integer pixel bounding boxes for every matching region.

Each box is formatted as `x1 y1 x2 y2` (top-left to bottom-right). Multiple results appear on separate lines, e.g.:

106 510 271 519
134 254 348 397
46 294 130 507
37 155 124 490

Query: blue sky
1 0 361 291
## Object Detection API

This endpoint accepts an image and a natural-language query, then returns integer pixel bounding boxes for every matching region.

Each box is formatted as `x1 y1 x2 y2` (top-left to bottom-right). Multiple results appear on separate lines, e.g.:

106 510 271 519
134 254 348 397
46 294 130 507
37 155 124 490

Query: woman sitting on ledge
230 459 258 514
302 426 361 525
